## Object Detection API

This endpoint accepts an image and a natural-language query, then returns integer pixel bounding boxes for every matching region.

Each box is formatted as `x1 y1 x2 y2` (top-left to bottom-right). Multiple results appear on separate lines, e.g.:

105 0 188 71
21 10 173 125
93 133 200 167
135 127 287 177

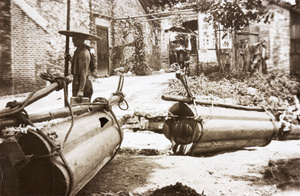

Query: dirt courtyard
1 73 300 196
76 129 300 196
77 73 300 196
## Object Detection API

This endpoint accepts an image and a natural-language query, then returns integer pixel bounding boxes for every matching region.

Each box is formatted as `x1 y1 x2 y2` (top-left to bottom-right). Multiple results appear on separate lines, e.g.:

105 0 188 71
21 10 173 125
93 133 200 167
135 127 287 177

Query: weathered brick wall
144 22 161 71
29 0 160 73
25 0 89 33
160 29 170 70
0 0 13 95
24 0 90 63
257 5 290 72
92 0 111 16
11 2 49 94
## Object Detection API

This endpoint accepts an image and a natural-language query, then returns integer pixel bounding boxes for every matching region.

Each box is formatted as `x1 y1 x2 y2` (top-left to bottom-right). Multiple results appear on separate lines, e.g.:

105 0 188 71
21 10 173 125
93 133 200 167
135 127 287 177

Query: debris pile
165 70 300 108
122 111 166 132
279 99 300 125
149 182 205 196
263 158 300 190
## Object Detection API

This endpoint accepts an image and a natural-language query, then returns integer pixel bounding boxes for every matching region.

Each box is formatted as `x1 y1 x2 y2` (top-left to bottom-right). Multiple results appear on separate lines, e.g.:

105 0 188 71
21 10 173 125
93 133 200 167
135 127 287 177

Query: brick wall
0 0 13 95
24 0 90 57
257 5 290 72
11 2 49 94
30 0 160 73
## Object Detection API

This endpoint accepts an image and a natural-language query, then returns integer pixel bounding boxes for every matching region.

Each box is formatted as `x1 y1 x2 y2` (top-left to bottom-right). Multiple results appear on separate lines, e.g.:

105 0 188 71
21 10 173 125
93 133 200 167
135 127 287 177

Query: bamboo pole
115 9 195 20
64 0 71 106
142 14 198 22
161 94 269 111
0 93 123 130
0 77 72 116
197 12 201 75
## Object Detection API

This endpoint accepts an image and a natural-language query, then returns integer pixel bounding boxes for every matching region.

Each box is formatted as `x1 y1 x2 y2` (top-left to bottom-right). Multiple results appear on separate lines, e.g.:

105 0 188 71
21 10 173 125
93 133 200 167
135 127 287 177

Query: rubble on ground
149 182 205 196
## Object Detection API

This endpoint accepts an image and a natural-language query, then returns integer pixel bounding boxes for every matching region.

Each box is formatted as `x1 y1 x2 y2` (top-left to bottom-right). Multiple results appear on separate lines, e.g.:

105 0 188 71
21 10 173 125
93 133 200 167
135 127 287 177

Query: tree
148 0 271 73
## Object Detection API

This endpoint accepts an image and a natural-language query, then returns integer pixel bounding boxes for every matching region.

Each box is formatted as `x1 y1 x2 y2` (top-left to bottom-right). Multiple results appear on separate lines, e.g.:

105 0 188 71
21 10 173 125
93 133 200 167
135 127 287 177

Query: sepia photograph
0 0 300 195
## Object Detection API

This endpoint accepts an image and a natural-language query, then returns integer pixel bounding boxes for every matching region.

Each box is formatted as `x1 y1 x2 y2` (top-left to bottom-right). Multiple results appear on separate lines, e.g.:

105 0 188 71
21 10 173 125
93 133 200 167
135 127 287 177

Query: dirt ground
1 73 300 196
76 132 300 196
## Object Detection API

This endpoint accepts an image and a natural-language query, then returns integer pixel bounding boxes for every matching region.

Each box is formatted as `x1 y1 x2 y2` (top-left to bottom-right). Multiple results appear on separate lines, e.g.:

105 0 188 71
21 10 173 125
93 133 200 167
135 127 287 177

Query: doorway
96 26 109 77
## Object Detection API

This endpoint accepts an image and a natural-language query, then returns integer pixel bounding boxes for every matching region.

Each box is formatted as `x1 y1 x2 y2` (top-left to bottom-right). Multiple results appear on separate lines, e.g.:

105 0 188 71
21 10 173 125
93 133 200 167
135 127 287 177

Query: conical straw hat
59 30 101 40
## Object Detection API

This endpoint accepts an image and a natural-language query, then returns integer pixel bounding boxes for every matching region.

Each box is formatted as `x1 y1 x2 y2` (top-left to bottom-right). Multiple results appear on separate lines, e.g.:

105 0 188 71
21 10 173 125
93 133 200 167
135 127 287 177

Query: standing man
59 31 101 102
261 40 268 74
241 39 251 72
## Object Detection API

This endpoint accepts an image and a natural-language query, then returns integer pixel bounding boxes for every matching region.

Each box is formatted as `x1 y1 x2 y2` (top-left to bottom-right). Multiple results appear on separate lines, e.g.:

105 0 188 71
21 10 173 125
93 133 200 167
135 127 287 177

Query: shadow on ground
76 153 166 196
229 158 300 192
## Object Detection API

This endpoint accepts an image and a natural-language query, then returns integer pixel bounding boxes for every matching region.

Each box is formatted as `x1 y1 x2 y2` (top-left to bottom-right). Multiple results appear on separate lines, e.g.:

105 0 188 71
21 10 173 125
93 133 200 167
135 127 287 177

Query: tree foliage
132 21 151 76
148 0 270 30
111 18 150 75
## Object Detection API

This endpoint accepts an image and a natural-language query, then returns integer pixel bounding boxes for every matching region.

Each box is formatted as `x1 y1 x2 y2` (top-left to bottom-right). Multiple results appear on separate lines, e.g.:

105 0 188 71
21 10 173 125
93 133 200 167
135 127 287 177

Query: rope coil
40 72 68 91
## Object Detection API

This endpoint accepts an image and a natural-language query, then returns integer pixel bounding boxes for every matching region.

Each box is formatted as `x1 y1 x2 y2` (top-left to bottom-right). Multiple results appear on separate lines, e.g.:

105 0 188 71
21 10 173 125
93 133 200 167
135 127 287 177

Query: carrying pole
64 0 71 106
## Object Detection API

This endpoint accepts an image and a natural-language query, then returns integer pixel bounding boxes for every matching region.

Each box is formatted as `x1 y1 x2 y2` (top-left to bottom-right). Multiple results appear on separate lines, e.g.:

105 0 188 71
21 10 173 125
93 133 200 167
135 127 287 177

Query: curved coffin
17 110 122 196
163 102 279 155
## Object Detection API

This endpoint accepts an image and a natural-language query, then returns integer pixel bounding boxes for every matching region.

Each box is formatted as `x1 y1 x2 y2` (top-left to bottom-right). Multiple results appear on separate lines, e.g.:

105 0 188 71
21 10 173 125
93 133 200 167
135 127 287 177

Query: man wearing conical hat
59 30 101 102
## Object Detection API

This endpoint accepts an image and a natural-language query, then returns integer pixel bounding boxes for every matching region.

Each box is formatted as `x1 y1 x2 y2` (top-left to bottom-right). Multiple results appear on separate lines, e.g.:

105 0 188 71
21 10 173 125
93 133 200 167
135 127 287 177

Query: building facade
0 0 161 96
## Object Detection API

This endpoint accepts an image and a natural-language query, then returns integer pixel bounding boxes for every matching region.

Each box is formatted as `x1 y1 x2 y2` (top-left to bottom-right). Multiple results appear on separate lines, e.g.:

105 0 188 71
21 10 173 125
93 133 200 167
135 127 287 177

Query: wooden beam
115 9 195 20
